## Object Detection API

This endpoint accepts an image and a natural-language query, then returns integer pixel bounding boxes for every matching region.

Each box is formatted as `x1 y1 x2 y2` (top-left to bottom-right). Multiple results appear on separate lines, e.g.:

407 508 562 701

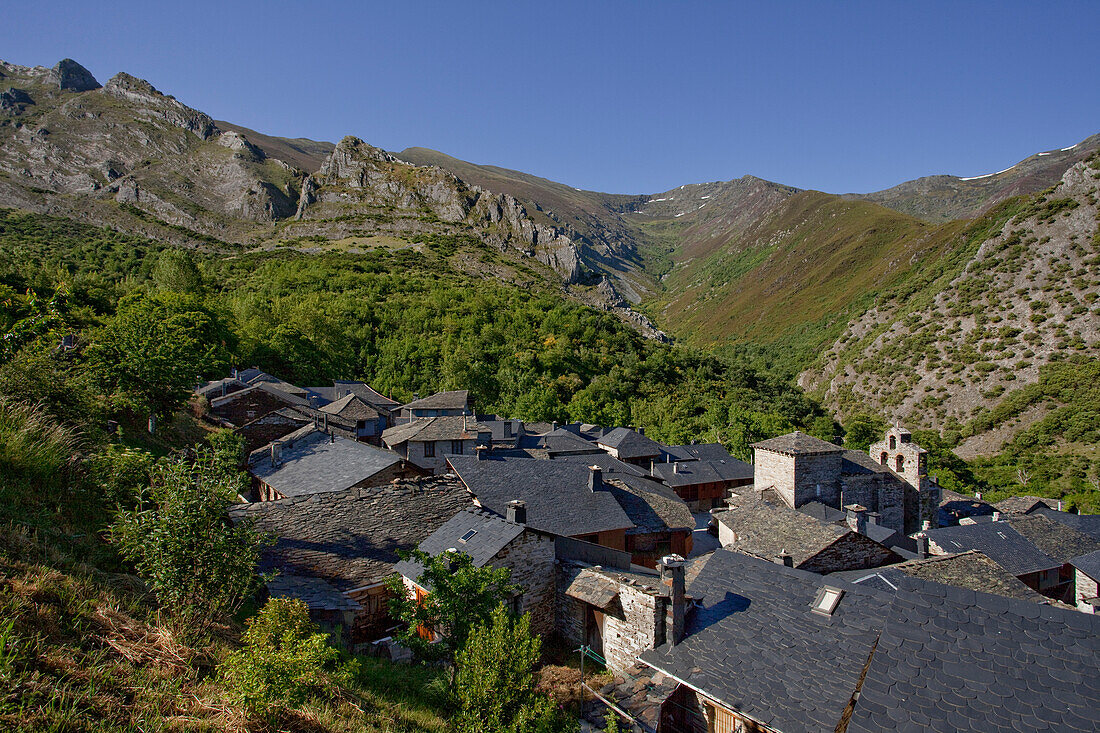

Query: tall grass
0 397 80 486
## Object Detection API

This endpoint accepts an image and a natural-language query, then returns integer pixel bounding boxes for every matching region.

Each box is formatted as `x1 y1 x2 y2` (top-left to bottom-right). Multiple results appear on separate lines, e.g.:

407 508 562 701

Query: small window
459 529 477 543
452 440 463 455
812 586 844 616
889 436 896 450
896 455 904 472
880 452 888 466
424 441 436 458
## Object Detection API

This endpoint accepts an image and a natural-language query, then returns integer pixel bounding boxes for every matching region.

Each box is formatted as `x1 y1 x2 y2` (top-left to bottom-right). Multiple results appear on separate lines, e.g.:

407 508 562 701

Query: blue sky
4 1 1097 194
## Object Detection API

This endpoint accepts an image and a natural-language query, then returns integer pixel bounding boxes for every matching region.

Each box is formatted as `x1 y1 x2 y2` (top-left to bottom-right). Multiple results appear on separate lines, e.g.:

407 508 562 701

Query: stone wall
403 438 476 474
212 388 290 426
793 452 843 508
840 473 906 535
1075 569 1099 614
799 533 898 574
601 583 665 672
753 449 796 506
490 530 557 636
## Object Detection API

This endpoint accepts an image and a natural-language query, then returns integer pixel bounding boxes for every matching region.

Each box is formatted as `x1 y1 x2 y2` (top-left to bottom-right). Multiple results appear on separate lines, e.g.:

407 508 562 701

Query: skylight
812 586 844 616
459 529 477 543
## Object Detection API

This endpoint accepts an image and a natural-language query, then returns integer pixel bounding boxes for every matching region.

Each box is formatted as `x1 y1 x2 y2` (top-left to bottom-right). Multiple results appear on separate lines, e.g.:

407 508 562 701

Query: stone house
603 475 695 568
306 380 399 417
751 428 940 536
1070 549 1100 613
594 549 1100 733
246 426 407 502
396 390 471 421
596 427 663 467
207 381 309 427
228 476 473 644
650 454 753 512
1007 513 1100 604
382 416 491 474
393 503 557 636
319 393 388 443
236 405 358 455
557 554 689 674
715 489 901 574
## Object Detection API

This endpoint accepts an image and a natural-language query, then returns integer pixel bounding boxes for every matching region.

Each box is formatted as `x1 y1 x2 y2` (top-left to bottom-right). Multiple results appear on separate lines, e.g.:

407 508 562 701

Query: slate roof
830 551 1047 604
596 428 663 459
840 449 891 474
447 455 634 538
228 477 472 591
393 507 526 586
319 393 383 421
400 389 469 411
797 500 848 523
651 457 753 487
716 491 858 566
751 431 843 456
1031 506 1100 541
660 443 734 462
604 476 695 535
382 416 490 445
922 521 1060 575
523 421 554 436
561 566 624 608
195 377 247 398
551 452 649 478
596 665 676 733
1070 548 1100 580
1007 514 1100 564
333 381 399 410
210 381 310 411
266 575 361 611
248 428 402 498
938 488 995 525
994 495 1056 514
847 577 1100 733
477 418 523 444
639 550 893 733
517 428 602 456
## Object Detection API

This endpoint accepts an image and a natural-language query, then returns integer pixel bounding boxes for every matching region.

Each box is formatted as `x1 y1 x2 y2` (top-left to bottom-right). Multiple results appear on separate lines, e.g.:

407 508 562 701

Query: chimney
588 466 603 492
506 499 527 525
323 412 329 433
845 504 868 534
975 491 982 500
673 462 682 475
270 442 281 466
659 554 686 645
650 459 657 477
777 550 794 568
637 426 645 436
220 381 227 397
231 368 238 379
916 535 929 559
476 445 487 461
552 421 558 431
921 519 932 531
991 511 1001 522
866 512 880 526
444 548 458 572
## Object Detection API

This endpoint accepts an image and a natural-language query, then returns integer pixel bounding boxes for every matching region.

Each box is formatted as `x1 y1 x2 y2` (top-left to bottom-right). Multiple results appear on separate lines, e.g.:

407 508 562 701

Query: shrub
111 448 270 638
220 597 349 719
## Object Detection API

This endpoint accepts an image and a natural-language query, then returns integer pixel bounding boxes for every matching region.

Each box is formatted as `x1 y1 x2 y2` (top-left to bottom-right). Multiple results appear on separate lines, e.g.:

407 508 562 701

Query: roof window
811 586 844 616
459 529 478 543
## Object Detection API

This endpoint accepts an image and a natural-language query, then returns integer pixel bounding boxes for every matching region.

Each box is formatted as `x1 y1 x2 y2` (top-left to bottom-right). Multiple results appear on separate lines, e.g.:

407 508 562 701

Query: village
197 368 1100 733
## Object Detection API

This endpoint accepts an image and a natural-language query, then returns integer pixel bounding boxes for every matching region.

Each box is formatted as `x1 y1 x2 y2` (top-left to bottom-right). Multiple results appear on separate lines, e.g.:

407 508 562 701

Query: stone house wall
212 389 291 426
401 438 477 474
489 531 557 635
799 533 898 574
346 582 392 643
840 473 906 535
753 449 796 506
1075 568 1099 613
600 583 665 672
793 452 843 508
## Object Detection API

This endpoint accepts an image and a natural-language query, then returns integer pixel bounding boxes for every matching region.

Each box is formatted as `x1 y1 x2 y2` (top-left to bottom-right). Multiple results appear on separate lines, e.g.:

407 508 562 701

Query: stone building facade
486 529 557 635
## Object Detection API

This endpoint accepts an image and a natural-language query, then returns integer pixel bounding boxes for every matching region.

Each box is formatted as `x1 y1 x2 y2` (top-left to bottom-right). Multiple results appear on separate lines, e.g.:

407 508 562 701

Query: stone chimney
845 504 868 534
916 535 929 559
659 554 686 646
673 462 682 475
777 550 794 568
866 511 880 526
991 511 1001 522
506 500 527 525
475 445 487 461
637 426 645 436
588 466 603 492
322 412 329 433
270 442 282 467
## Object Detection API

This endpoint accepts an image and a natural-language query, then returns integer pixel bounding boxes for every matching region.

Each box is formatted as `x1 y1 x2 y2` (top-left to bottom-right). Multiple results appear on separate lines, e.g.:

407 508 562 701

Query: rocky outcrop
0 87 33 112
104 73 217 140
52 59 101 92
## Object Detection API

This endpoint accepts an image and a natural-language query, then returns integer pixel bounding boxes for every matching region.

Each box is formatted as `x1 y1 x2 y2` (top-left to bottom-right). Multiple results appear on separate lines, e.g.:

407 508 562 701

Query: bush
111 448 270 638
453 605 574 733
220 597 350 719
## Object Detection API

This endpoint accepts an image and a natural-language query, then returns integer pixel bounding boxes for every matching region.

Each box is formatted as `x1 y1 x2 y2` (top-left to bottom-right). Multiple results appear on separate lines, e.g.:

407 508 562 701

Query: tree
111 448 270 638
152 250 205 295
453 605 573 733
220 597 350 720
386 548 518 665
86 291 224 427
842 413 888 451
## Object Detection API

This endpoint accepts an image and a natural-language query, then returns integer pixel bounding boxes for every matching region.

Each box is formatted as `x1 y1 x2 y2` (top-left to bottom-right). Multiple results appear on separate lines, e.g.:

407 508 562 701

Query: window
452 440 464 455
896 455 905 472
423 441 435 458
880 452 888 465
459 529 477 543
889 435 896 449
811 586 844 615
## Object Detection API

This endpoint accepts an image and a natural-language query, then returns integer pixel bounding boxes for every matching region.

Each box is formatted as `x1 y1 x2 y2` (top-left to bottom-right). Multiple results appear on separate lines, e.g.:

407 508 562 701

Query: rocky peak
216 130 265 161
104 72 218 140
52 59 101 92
316 136 402 184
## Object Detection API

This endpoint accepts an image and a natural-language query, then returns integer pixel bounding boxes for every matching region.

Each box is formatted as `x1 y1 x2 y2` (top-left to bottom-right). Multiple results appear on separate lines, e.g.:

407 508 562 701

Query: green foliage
220 597 349 720
86 290 226 419
88 444 156 508
453 605 574 733
386 548 519 665
151 249 205 295
843 413 888 451
0 398 81 527
110 449 270 638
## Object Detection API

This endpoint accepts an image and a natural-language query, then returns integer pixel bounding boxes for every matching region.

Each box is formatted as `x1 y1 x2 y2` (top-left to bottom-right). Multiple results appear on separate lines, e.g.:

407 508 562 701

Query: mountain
847 134 1100 222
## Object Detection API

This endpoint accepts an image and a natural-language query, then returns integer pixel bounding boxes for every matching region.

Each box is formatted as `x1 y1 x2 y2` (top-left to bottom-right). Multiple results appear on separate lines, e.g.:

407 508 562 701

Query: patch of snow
1037 152 1052 156
994 164 1016 175
1062 144 1077 151
701 195 711 199
574 187 582 191
679 185 685 190
959 173 994 181
650 197 668 202
675 212 685 217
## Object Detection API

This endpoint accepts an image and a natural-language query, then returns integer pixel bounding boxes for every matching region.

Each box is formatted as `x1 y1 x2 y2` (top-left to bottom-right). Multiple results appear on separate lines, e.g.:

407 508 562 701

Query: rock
52 59 101 92
104 72 218 139
0 87 33 112
216 130 265 161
